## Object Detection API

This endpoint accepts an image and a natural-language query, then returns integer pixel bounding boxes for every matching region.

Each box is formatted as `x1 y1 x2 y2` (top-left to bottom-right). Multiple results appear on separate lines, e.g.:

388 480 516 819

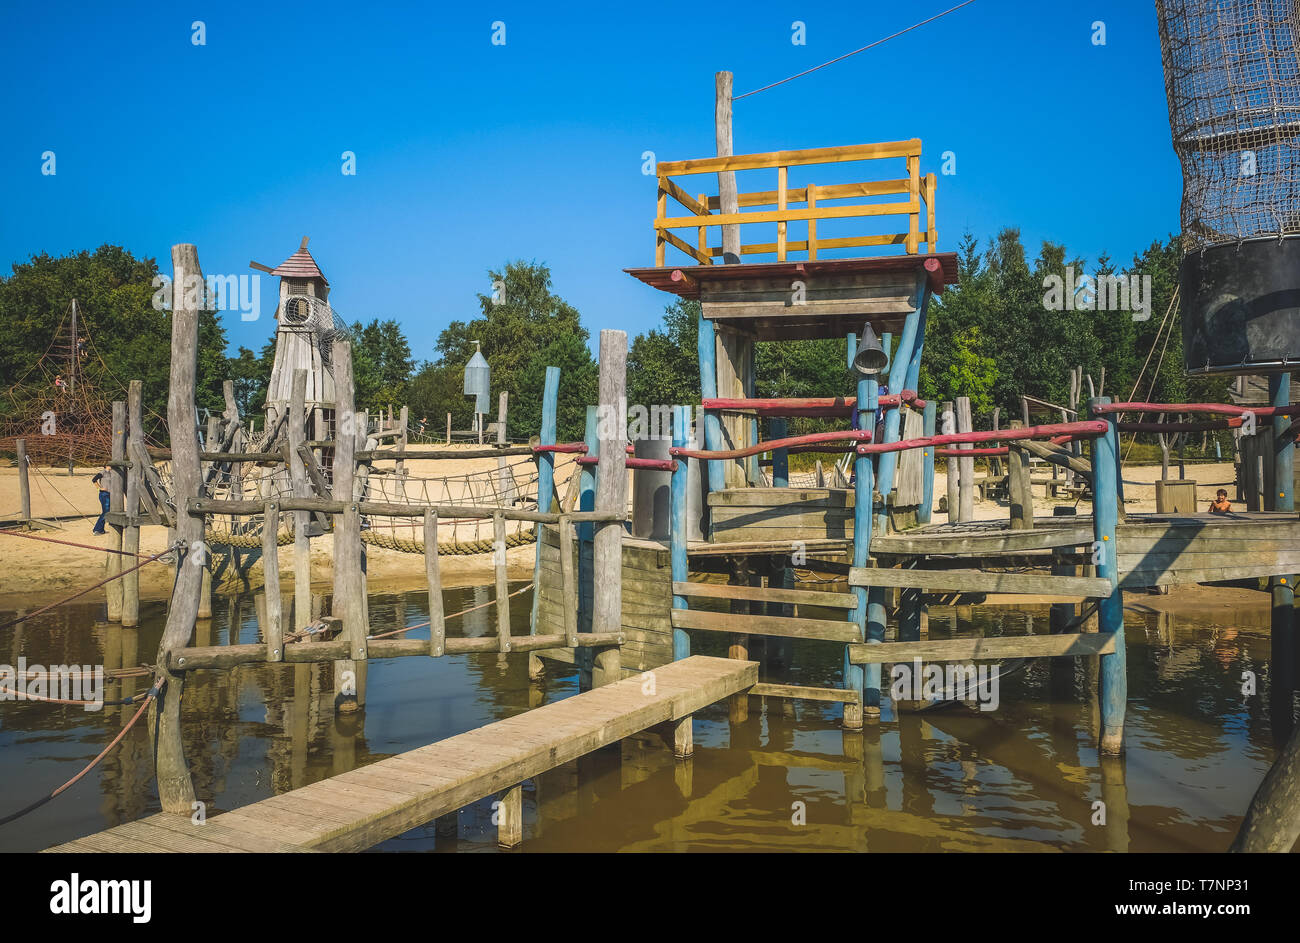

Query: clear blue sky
0 0 1179 360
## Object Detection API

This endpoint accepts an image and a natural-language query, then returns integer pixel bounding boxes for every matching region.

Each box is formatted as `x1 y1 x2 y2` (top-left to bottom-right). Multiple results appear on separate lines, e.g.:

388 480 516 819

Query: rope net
1158 0 1300 249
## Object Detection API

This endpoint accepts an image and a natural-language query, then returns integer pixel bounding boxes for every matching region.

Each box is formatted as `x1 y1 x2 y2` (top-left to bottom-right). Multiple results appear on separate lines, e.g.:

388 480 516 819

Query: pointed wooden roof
271 242 328 284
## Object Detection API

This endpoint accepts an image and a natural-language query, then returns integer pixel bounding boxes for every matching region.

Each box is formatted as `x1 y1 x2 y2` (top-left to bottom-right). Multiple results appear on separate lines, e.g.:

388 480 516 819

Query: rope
0 677 162 827
369 581 535 639
0 547 172 631
0 527 151 558
360 525 537 555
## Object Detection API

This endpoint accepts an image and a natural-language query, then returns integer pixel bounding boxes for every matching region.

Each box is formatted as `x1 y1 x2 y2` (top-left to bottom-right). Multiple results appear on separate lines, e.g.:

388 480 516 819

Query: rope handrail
574 456 678 471
854 420 1108 455
671 429 873 461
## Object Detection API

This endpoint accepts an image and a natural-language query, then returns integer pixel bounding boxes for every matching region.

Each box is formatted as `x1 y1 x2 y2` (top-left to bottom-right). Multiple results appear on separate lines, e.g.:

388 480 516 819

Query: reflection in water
0 588 1288 852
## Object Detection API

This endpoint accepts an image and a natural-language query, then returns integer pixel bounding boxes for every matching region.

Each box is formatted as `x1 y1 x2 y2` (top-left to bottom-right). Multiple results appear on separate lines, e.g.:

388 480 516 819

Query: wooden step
672 581 857 609
671 609 861 642
848 631 1117 664
848 566 1113 598
750 682 861 705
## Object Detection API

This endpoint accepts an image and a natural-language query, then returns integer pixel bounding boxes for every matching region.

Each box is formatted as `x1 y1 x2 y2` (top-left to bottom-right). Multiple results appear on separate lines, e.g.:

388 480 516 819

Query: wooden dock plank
673 581 857 608
43 656 756 854
848 566 1112 597
848 631 1117 664
671 608 861 642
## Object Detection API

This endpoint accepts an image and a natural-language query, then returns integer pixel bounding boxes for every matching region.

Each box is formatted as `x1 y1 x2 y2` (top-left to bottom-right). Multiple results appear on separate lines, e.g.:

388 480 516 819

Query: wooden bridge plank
672 581 857 608
670 608 861 642
848 566 1112 597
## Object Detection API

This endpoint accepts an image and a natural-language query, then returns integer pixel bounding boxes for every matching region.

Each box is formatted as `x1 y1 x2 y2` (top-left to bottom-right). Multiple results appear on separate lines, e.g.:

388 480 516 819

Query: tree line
0 233 1229 448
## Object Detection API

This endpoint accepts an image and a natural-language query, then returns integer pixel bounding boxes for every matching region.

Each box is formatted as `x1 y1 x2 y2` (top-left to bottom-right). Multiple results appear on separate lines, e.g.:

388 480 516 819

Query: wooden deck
44 655 757 853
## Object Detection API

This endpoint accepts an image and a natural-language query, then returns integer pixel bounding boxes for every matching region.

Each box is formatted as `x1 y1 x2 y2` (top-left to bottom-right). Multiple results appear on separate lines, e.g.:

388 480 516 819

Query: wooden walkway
44 655 757 853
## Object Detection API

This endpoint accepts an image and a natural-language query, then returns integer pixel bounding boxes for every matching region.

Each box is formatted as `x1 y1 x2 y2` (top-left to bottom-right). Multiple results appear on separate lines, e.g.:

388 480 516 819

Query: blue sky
0 0 1180 360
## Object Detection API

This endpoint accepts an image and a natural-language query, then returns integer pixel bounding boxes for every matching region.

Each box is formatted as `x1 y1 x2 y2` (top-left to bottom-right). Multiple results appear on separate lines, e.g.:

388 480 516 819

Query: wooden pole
331 339 366 711
424 509 445 655
592 330 626 687
396 405 409 477
262 501 283 661
1089 395 1126 755
919 401 936 523
956 397 974 521
150 243 202 813
715 71 740 264
493 510 511 654
446 412 452 446
530 368 559 636
288 369 312 629
943 401 958 520
15 439 29 523
1007 421 1033 530
197 414 218 620
106 404 126 620
123 381 143 627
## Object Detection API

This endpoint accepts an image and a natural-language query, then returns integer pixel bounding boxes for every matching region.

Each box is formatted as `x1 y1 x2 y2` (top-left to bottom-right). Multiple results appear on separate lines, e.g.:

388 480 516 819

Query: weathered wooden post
591 330 626 687
288 369 312 628
15 439 30 524
197 416 218 619
396 405 409 478
263 500 283 661
123 381 144 627
150 243 202 813
670 405 691 662
1007 420 1033 530
530 368 560 636
1089 396 1126 755
106 403 126 621
493 510 512 656
919 401 936 523
715 70 740 264
956 396 974 521
332 338 367 711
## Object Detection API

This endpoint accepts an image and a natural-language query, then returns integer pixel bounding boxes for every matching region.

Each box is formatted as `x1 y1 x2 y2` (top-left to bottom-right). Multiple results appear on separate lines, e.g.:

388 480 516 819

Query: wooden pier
45 655 756 852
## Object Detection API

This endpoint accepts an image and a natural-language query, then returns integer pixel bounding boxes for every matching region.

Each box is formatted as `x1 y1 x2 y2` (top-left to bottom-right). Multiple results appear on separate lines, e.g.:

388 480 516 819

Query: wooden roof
271 247 329 284
625 252 958 300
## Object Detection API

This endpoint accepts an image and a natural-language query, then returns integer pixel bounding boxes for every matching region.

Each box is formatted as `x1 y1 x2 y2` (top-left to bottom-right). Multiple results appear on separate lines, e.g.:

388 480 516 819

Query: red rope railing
671 429 873 461
854 420 1107 456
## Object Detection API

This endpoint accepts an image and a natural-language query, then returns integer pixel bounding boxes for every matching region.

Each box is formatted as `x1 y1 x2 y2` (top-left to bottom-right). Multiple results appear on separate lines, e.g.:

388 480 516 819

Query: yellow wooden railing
653 140 936 266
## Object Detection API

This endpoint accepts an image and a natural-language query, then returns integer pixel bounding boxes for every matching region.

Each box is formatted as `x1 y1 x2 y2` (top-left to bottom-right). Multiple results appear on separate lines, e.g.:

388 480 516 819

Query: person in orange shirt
1209 488 1232 513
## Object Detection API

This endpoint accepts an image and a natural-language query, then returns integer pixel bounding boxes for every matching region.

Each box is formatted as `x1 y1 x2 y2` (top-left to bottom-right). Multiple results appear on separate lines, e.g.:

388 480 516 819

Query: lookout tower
251 237 344 427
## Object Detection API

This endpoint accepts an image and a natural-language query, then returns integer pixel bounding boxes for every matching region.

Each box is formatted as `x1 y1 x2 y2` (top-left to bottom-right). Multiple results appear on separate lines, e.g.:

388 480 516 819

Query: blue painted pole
846 333 857 371
1089 395 1126 755
848 374 879 727
770 417 789 488
530 366 560 635
697 311 725 502
903 281 929 392
1271 373 1293 512
875 281 929 530
919 400 937 523
577 405 599 679
670 406 691 661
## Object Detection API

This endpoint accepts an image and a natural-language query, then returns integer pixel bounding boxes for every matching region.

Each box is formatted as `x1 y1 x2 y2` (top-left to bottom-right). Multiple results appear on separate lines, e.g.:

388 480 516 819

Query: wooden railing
653 140 937 266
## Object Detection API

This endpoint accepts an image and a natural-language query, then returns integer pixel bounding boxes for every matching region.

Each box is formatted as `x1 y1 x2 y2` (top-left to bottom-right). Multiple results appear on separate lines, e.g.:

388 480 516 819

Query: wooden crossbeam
672 581 857 609
750 682 861 705
671 609 861 642
848 566 1113 598
848 631 1118 664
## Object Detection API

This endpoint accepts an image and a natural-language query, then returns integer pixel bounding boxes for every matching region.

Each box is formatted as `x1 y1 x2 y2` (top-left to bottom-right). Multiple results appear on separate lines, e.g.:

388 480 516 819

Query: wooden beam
672 581 857 609
848 631 1118 664
671 608 862 642
848 566 1113 597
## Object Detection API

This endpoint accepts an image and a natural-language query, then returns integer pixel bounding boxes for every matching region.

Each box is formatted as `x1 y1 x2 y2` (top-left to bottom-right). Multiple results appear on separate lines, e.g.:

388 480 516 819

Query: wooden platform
44 656 758 853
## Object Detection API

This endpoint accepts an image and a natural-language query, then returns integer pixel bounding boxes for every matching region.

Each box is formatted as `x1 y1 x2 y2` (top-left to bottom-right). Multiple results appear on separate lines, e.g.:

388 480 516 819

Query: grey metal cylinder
631 437 672 539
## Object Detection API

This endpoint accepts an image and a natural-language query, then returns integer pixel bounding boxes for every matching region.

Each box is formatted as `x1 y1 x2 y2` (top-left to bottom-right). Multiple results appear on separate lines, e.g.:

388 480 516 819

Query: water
0 586 1285 852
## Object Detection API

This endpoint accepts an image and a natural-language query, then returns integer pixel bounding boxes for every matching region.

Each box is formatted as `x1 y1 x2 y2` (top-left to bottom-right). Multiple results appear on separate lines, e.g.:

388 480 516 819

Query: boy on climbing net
1209 488 1232 514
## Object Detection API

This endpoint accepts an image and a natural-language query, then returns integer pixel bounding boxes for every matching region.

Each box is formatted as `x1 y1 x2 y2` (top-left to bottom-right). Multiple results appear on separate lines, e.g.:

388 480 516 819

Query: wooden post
105 404 126 620
943 401 958 520
670 406 691 661
770 417 789 487
849 373 879 728
497 784 523 848
559 515 578 649
1007 421 1033 530
530 367 559 636
15 439 29 523
715 71 740 264
919 401 936 523
495 391 511 502
150 243 202 813
262 501 283 661
956 397 974 521
446 412 452 446
288 369 312 629
396 405 409 477
424 509 444 655
123 381 143 627
727 557 750 723
592 330 626 687
197 413 218 620
332 339 366 711
493 510 511 654
1089 396 1126 756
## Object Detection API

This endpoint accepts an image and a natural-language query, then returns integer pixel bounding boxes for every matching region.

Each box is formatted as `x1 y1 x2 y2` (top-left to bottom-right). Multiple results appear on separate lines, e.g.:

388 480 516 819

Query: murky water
0 585 1287 852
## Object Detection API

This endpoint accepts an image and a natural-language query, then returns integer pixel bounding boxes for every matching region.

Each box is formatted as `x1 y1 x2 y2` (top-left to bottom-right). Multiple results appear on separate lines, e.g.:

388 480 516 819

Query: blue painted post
846 334 857 371
576 405 599 682
697 311 725 503
875 279 930 532
1271 373 1293 512
530 366 560 635
848 374 879 728
770 418 789 488
919 400 937 523
1090 395 1126 755
670 405 691 661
